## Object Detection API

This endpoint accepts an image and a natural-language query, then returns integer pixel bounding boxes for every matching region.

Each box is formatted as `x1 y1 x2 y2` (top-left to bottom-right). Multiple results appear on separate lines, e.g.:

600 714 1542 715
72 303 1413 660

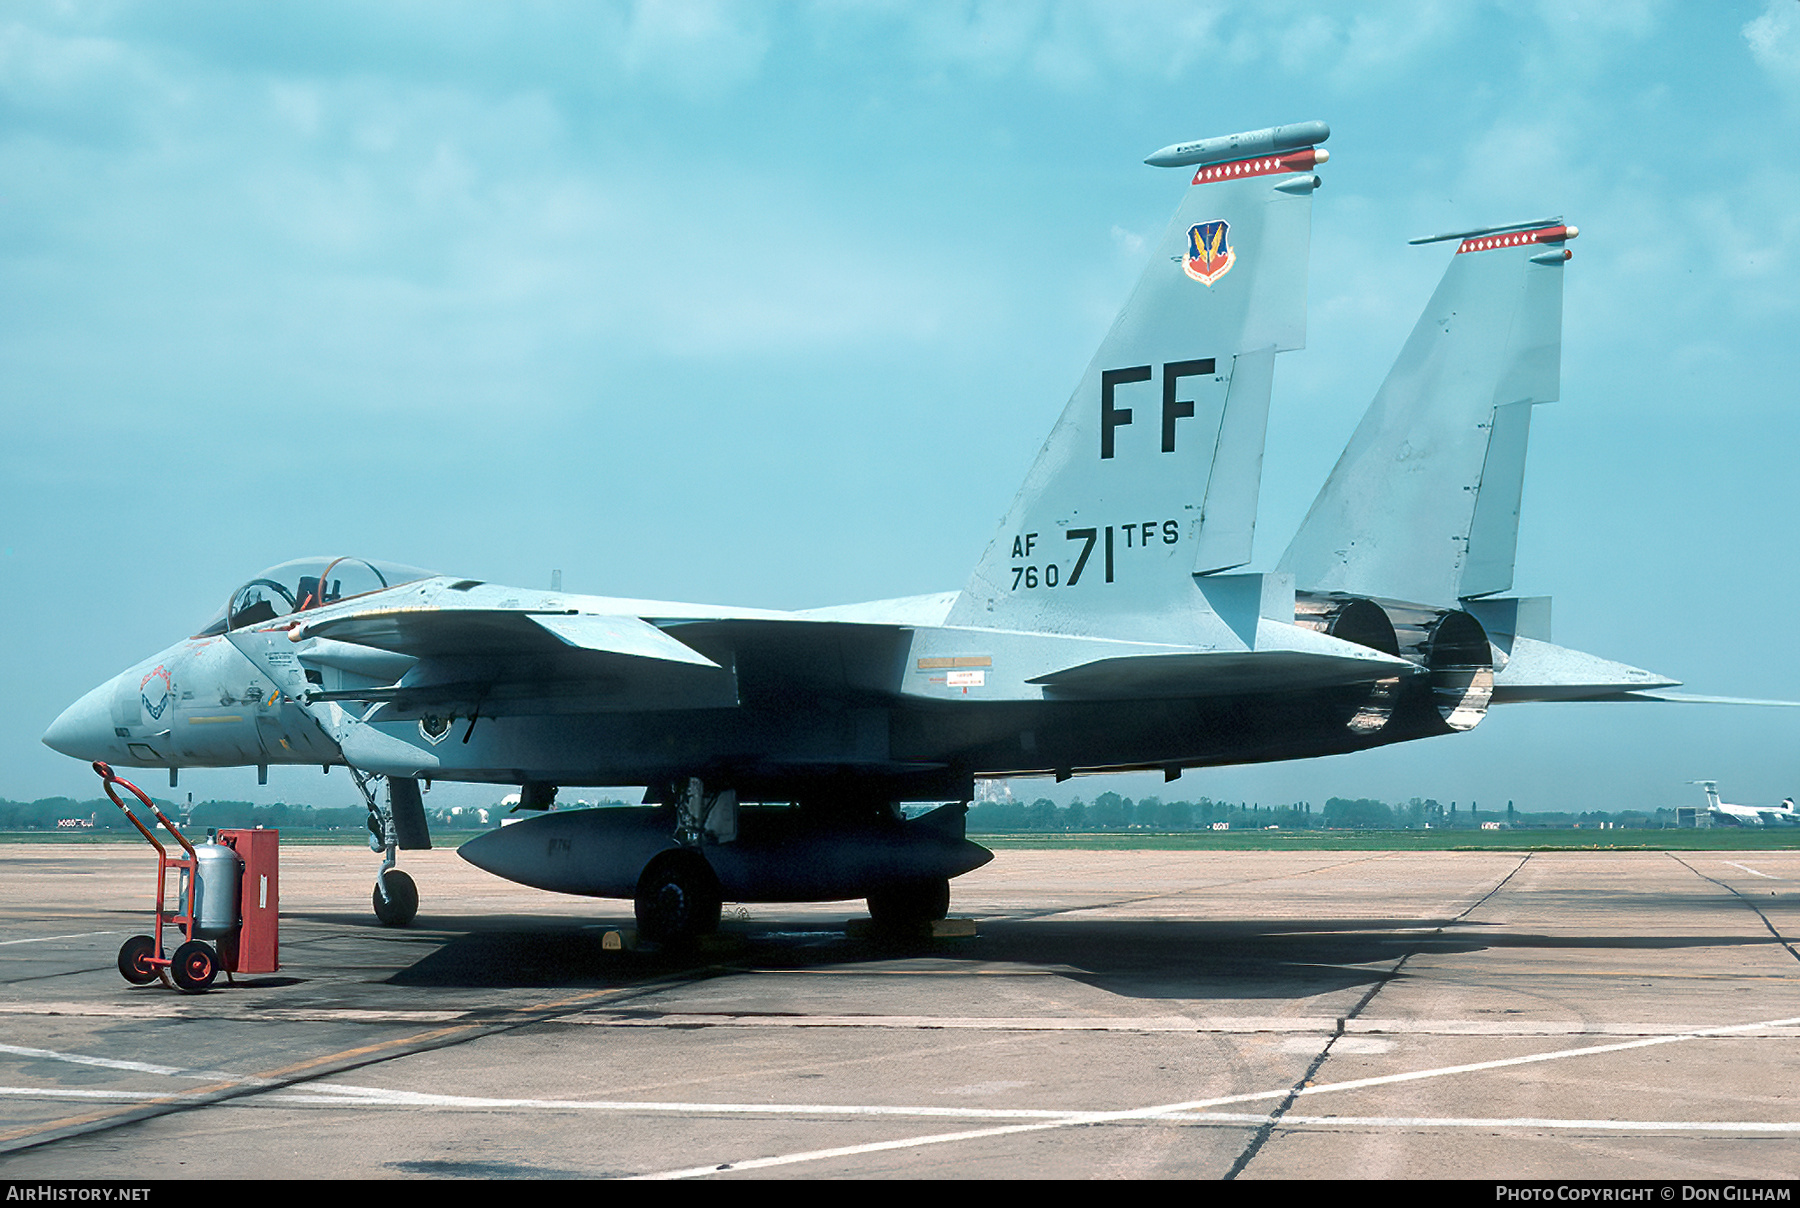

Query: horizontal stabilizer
1490 636 1678 703
1614 691 1800 707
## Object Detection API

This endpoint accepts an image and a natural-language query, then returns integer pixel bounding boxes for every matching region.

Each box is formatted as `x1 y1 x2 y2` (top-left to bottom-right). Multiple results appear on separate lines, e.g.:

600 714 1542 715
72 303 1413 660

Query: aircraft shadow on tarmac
272 909 1795 1002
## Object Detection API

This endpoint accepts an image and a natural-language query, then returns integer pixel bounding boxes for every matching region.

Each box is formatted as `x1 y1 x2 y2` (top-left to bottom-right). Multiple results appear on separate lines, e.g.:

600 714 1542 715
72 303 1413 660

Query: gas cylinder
180 841 244 939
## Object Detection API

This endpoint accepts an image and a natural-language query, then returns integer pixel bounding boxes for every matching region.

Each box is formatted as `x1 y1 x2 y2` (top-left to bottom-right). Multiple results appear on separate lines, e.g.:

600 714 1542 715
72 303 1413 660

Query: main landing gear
632 779 731 944
866 877 951 928
633 850 723 944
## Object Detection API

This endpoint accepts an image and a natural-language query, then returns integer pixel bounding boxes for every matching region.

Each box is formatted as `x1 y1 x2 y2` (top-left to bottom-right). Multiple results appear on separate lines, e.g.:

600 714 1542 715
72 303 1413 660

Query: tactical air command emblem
139 665 172 721
1184 220 1235 286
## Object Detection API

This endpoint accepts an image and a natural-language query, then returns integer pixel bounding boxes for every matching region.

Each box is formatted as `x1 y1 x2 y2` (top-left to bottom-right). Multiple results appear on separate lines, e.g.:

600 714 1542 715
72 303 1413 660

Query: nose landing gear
351 768 426 927
374 867 419 927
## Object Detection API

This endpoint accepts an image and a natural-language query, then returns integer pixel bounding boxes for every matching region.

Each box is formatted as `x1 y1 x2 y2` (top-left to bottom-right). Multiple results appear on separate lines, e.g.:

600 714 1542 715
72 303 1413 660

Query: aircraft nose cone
43 681 115 760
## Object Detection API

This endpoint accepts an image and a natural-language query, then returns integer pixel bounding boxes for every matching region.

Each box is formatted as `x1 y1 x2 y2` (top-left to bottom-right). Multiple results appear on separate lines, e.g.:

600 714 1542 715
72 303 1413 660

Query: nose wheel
373 868 419 927
352 768 422 927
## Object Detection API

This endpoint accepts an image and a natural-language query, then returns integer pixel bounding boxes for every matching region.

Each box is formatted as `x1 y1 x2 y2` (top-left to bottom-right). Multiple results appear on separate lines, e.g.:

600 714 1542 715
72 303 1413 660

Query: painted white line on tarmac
282 1084 1083 1118
570 1012 1800 1038
0 1043 265 1085
2 1084 1796 1140
1724 861 1781 880
1281 1014 1800 1102
9 1013 1799 1167
1200 1112 1800 1133
584 1013 1316 1033
0 1044 188 1078
635 1012 1800 1179
0 1086 169 1102
0 932 114 947
0 1002 465 1023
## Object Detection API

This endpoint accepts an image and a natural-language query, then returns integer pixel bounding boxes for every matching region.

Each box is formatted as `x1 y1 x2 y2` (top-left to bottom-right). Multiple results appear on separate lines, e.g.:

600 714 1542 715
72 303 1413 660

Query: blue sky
4 2 1798 814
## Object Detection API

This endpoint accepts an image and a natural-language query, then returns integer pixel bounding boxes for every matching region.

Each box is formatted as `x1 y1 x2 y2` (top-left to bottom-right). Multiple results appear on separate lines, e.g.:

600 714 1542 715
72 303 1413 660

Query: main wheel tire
634 854 722 944
866 877 951 928
373 869 419 927
117 934 159 986
170 940 217 994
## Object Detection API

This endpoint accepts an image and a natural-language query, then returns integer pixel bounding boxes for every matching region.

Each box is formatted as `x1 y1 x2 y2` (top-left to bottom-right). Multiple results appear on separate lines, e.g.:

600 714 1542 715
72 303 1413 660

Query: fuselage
43 559 1424 804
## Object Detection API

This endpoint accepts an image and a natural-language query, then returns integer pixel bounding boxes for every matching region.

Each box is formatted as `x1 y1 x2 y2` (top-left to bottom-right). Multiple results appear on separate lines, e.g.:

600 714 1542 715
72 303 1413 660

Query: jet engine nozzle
1294 595 1403 737
1422 610 1494 733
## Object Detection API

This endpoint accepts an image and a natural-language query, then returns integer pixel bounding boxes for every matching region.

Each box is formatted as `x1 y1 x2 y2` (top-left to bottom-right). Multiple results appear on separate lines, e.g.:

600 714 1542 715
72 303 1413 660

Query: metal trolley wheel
117 934 159 986
169 940 217 994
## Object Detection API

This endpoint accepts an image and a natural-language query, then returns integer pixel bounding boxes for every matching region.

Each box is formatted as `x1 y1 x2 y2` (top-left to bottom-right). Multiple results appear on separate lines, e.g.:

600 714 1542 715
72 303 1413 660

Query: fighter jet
42 121 1674 942
1689 781 1800 827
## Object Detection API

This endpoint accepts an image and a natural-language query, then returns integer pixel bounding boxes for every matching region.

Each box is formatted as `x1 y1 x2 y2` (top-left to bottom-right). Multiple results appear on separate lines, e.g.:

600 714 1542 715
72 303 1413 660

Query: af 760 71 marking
1009 522 1180 590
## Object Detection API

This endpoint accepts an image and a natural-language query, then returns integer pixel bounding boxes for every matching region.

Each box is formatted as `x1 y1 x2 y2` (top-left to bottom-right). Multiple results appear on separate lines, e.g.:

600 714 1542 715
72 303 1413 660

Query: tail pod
1280 219 1577 607
949 121 1329 640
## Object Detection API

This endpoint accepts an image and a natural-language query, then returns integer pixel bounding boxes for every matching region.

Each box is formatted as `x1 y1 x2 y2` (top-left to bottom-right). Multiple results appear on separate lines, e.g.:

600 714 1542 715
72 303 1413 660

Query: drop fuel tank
458 805 992 903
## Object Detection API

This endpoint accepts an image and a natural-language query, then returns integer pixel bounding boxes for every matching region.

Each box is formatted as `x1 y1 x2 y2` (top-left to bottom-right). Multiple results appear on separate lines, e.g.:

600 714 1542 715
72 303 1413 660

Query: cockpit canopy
196 557 437 636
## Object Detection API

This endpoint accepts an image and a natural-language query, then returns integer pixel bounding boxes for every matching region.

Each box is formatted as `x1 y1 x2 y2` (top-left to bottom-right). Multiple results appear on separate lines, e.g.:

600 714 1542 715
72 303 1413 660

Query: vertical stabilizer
949 122 1328 638
1279 221 1576 606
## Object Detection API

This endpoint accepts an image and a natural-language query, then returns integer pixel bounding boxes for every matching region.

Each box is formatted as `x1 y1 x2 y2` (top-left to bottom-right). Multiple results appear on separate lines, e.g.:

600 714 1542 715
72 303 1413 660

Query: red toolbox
215 828 279 974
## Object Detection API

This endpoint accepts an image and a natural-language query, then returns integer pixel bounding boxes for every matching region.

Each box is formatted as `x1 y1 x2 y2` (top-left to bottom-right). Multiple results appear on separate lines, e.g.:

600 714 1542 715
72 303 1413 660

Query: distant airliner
1689 781 1800 827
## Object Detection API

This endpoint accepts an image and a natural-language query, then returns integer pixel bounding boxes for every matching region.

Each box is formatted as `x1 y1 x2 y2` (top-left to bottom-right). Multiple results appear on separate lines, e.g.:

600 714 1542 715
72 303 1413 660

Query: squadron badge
1184 220 1235 286
139 665 172 721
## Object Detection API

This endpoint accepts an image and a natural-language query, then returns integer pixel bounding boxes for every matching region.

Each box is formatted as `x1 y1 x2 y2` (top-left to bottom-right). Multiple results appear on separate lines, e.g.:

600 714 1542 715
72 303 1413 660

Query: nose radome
42 680 116 760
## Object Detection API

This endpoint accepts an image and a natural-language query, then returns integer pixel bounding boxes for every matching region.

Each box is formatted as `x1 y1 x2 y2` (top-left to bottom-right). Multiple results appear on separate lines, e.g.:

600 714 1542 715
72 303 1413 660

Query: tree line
2 792 1679 834
0 797 367 833
964 793 1679 832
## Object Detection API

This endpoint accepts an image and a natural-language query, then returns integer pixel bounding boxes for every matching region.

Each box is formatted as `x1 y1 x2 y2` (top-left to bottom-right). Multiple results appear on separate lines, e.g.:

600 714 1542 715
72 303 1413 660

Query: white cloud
1109 224 1144 256
1744 0 1800 97
617 0 771 99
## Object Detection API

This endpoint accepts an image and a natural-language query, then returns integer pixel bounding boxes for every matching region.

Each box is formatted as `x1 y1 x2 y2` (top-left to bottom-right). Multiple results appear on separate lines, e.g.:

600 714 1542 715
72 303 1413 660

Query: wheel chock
845 917 977 940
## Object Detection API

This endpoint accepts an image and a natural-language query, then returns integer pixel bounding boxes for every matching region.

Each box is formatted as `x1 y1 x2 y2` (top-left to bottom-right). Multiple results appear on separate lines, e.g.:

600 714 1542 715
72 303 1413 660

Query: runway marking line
1194 1112 1800 1133
0 1087 171 1103
558 1012 1800 1035
4 1083 1798 1139
1724 861 1780 880
0 932 115 947
0 984 632 1152
0 1044 204 1079
634 1011 1800 1179
0 1024 480 1148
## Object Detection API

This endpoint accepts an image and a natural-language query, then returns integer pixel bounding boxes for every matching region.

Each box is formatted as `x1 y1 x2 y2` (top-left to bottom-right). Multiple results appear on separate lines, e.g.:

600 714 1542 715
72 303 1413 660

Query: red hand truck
94 760 220 994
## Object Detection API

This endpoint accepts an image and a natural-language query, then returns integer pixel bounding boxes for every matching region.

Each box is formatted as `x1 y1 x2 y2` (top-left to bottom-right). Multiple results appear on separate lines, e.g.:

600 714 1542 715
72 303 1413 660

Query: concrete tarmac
0 842 1795 1180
